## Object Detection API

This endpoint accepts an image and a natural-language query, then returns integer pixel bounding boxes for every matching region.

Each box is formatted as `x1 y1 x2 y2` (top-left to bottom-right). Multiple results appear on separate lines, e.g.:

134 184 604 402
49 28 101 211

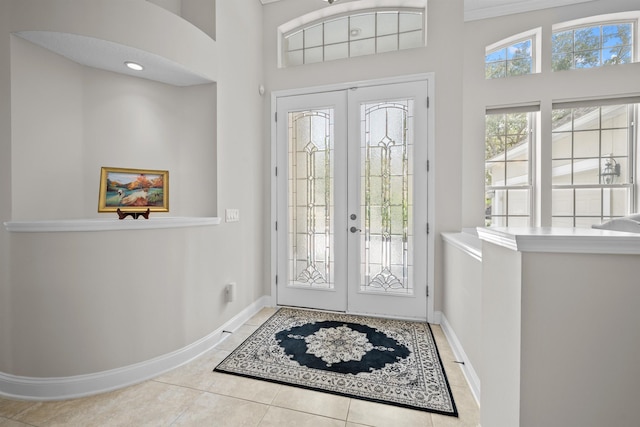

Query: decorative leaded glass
288 110 334 289
360 101 413 294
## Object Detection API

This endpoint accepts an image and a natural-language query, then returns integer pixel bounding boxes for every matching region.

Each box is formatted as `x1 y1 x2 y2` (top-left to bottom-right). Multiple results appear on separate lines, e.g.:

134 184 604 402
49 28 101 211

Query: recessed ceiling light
124 61 144 71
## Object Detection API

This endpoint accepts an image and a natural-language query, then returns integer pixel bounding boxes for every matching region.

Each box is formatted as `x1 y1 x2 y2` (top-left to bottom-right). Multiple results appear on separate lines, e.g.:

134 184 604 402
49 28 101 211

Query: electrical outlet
225 209 239 222
225 282 236 302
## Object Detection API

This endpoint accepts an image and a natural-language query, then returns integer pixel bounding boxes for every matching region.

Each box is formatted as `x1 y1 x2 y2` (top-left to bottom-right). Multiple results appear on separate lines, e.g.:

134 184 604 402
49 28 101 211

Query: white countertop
477 227 640 255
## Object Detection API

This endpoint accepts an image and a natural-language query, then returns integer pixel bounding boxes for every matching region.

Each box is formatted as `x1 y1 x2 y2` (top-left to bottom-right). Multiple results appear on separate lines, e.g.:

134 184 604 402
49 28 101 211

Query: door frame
270 73 436 323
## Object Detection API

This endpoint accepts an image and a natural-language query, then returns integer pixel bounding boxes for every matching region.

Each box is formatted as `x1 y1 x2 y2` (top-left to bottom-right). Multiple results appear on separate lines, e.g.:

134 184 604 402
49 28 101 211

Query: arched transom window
283 9 425 67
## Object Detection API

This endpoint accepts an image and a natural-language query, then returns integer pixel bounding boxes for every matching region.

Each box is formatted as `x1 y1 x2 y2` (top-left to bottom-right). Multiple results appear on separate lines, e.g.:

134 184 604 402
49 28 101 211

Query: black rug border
214 307 458 418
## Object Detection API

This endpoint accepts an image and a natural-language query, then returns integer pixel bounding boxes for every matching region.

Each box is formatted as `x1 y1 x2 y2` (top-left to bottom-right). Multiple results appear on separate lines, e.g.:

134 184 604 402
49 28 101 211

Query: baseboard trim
437 311 481 405
0 296 270 401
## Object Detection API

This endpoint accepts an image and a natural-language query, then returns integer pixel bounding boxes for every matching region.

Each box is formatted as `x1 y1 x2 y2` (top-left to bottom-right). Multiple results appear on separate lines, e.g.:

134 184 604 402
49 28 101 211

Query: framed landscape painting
98 167 169 212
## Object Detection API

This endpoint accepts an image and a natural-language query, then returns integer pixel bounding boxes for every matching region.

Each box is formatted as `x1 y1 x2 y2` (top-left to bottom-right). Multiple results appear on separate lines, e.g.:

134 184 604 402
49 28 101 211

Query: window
485 38 534 79
551 102 636 227
283 9 424 67
485 29 540 79
485 110 536 226
552 21 635 71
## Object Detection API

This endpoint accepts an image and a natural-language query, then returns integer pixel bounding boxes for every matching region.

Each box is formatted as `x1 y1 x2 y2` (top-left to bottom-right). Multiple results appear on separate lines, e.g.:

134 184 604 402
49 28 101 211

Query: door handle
350 226 361 233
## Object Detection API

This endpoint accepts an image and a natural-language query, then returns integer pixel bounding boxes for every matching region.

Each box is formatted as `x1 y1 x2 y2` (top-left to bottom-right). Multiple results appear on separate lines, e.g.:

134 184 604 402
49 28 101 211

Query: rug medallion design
214 308 458 416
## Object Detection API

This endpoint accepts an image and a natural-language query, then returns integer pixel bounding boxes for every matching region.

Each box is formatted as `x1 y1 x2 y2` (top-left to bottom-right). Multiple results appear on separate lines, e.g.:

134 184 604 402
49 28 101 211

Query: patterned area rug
214 308 458 416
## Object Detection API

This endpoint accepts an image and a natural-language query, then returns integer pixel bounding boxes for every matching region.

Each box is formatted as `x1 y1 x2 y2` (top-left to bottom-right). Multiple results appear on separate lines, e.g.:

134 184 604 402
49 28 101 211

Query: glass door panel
276 92 348 312
288 109 334 289
360 100 414 295
276 80 428 320
347 81 428 319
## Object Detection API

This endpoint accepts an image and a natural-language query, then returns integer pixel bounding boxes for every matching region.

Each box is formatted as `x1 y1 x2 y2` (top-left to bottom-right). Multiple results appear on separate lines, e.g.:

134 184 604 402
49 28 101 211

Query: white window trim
548 100 638 226
552 11 640 65
484 108 538 226
485 27 542 76
277 0 427 68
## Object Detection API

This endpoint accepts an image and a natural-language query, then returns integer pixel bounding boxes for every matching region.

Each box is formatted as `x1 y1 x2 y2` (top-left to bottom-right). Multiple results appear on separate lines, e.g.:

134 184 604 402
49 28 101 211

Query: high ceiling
259 0 597 21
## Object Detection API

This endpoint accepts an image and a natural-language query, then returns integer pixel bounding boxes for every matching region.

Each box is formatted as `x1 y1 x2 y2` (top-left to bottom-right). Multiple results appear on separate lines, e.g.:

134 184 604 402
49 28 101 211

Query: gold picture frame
98 167 169 212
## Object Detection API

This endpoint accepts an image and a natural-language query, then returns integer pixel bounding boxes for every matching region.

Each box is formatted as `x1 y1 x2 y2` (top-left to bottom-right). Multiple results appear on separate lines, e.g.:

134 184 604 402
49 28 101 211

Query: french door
275 80 429 320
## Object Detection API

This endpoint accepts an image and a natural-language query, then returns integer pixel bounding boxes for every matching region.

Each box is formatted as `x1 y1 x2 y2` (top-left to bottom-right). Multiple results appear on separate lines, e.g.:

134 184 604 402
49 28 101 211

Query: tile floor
0 308 480 427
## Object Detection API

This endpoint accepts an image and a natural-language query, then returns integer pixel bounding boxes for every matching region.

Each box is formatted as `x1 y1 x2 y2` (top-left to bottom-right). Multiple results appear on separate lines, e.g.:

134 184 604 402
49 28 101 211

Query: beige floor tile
208 372 282 405
154 348 228 390
0 399 34 419
172 391 269 427
1 308 480 427
441 360 469 389
214 330 253 352
430 324 446 339
431 414 481 427
271 385 350 420
245 307 279 326
14 381 200 427
86 382 204 426
430 326 472 392
447 385 480 424
0 418 33 427
347 399 433 427
10 396 98 426
234 324 260 335
258 406 345 427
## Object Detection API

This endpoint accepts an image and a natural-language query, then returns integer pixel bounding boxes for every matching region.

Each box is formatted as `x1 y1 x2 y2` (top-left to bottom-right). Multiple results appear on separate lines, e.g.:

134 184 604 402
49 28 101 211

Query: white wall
147 0 216 40
0 0 266 379
519 252 640 427
262 0 465 314
481 242 522 427
147 0 182 15
216 0 267 299
480 238 640 427
10 36 218 220
442 234 482 394
0 3 12 374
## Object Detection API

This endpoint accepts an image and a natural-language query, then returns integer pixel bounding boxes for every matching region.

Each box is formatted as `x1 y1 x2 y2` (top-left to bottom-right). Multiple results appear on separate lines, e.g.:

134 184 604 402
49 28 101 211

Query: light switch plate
225 209 239 222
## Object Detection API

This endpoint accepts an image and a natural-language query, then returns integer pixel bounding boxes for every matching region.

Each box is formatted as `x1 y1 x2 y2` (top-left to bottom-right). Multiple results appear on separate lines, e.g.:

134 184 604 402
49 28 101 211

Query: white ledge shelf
477 226 640 255
442 230 482 261
4 217 221 232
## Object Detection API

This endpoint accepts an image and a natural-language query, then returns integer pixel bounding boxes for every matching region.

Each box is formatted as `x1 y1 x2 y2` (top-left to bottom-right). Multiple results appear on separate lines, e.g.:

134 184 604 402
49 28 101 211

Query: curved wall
10 35 217 220
8 0 216 82
8 225 225 377
0 0 267 399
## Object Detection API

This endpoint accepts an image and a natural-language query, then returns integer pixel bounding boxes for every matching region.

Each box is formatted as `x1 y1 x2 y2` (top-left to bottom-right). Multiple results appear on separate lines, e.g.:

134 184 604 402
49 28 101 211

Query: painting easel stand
116 208 150 220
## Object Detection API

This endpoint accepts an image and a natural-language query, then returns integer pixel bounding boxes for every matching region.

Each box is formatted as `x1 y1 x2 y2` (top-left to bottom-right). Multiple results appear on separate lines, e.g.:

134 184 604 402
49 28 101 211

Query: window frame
484 109 538 227
550 102 637 227
552 20 636 71
281 8 426 67
485 28 541 80
551 12 640 72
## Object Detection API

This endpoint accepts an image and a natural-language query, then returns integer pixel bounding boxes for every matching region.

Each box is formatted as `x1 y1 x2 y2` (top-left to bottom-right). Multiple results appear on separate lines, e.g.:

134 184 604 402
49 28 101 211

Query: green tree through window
485 112 533 226
485 39 533 79
552 22 633 71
